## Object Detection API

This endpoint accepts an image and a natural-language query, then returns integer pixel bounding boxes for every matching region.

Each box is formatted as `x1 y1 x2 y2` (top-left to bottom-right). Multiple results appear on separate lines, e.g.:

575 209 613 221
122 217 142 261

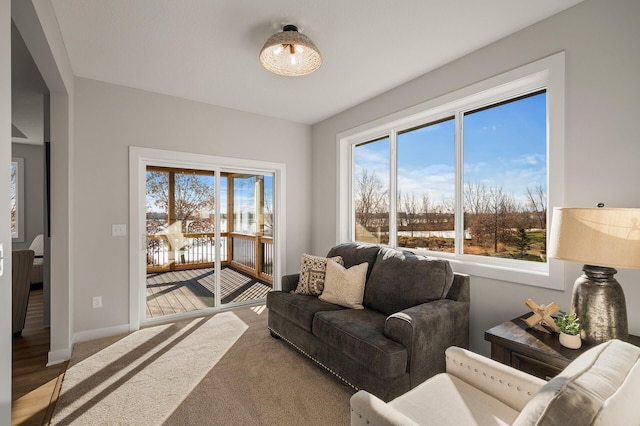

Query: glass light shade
548 207 640 269
259 25 321 76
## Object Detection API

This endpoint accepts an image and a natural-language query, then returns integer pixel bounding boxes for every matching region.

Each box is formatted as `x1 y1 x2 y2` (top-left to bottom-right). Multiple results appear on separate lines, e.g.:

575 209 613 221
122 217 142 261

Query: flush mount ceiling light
259 24 322 76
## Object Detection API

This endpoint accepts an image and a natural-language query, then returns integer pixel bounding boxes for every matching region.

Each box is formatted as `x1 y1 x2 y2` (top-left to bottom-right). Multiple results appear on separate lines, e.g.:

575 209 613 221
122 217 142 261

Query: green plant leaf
554 313 580 335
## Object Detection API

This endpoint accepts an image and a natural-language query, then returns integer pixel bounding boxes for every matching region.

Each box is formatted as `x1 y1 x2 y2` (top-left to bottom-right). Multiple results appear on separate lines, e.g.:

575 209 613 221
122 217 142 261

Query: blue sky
226 175 274 215
355 91 547 208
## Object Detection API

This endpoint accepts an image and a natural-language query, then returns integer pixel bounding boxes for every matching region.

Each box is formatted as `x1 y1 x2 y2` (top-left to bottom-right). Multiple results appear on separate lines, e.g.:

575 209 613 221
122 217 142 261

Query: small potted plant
555 312 581 349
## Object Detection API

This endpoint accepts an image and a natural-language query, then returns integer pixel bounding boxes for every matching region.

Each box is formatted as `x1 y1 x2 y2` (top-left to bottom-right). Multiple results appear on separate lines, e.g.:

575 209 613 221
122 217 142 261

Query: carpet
51 306 355 425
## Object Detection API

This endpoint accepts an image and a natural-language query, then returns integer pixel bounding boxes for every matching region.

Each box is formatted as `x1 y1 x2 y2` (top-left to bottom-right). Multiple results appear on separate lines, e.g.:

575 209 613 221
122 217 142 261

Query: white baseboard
46 323 132 366
47 348 72 366
73 324 131 344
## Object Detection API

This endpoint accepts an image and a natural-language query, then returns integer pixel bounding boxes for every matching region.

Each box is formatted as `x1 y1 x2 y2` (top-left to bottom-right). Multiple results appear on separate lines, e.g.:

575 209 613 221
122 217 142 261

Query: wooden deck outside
146 266 271 318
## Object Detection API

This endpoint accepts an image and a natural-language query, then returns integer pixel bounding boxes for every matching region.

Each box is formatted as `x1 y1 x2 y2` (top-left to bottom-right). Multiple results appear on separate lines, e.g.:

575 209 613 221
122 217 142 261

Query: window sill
406 248 565 290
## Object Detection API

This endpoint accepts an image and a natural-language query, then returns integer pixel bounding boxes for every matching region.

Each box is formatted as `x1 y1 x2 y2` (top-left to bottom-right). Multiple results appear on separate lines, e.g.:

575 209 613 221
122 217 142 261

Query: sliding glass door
144 166 274 320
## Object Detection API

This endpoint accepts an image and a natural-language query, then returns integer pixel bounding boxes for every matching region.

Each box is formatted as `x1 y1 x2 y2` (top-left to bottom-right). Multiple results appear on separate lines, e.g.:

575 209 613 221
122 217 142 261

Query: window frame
337 52 565 289
11 157 25 242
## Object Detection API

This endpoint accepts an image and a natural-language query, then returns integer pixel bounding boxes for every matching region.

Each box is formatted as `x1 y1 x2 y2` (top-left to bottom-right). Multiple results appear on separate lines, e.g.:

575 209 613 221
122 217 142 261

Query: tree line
355 169 547 260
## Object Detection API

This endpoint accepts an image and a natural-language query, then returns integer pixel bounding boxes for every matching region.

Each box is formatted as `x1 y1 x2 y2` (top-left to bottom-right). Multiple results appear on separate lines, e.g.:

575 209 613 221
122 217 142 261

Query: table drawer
511 352 562 380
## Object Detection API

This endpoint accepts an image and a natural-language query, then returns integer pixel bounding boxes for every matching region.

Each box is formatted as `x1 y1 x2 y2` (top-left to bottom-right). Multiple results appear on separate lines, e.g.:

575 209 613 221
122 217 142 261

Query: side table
485 313 640 380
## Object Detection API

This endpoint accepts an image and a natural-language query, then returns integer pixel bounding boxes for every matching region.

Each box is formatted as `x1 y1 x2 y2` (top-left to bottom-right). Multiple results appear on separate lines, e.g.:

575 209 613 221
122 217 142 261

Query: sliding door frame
129 147 286 331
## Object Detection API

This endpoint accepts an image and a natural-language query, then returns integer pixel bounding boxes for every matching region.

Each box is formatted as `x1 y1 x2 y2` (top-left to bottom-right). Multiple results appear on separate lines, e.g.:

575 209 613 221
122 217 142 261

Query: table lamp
548 207 640 344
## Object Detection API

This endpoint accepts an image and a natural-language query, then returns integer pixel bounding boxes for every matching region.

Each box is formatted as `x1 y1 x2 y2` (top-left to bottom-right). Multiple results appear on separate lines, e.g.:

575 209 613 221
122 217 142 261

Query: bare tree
440 197 455 215
400 192 422 236
421 192 430 226
355 168 387 230
430 197 455 230
464 183 520 253
484 186 518 253
526 185 547 230
464 182 488 216
397 190 406 228
147 171 215 233
464 182 489 247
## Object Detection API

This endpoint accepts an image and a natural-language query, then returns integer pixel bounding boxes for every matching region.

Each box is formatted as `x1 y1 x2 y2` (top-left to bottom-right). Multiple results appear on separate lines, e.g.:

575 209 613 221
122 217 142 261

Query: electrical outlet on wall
92 296 102 308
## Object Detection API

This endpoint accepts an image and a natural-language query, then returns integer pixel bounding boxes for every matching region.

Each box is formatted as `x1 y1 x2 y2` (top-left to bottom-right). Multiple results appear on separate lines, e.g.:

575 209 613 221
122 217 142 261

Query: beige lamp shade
548 207 640 269
259 25 322 76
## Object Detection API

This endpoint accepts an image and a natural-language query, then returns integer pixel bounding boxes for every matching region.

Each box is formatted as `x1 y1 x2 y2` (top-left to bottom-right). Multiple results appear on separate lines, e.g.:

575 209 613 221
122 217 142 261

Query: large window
340 53 565 288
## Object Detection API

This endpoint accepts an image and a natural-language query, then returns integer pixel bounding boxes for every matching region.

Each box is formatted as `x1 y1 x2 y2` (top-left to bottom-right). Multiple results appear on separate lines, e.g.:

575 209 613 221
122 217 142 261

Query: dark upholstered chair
13 249 35 337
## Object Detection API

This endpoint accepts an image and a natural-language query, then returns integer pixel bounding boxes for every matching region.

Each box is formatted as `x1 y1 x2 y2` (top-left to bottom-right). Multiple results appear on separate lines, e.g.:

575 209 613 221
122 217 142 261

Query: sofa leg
269 329 280 339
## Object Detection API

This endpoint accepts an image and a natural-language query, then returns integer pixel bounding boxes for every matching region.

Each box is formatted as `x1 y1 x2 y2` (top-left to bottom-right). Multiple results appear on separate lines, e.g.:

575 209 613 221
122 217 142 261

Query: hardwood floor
12 289 66 426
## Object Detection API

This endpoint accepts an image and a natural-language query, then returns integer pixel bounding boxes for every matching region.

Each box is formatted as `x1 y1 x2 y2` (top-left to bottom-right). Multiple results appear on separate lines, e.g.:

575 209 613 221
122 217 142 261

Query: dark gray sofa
266 243 470 402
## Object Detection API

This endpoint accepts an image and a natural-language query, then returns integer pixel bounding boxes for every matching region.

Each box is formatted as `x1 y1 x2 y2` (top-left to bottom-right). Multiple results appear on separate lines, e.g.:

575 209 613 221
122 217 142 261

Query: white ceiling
40 1 583 126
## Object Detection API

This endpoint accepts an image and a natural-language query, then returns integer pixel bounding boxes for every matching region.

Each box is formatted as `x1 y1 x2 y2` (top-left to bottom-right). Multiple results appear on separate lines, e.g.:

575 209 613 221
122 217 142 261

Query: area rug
51 306 354 425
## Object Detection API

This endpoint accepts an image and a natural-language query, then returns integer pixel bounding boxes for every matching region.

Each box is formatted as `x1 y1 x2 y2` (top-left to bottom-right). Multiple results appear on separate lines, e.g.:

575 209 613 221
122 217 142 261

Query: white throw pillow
319 260 368 309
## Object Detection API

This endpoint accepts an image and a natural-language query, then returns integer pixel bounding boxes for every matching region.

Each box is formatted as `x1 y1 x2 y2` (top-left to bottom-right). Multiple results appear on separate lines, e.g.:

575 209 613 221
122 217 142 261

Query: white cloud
397 164 455 203
514 153 545 166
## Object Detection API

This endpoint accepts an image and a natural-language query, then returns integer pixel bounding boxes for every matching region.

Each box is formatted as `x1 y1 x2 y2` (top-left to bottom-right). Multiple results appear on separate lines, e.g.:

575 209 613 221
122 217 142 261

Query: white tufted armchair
351 340 640 425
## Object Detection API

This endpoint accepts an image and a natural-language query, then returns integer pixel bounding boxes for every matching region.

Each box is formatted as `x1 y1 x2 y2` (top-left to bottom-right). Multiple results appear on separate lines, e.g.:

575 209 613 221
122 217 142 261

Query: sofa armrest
350 390 420 426
384 299 469 387
446 273 470 302
281 273 300 293
445 346 545 412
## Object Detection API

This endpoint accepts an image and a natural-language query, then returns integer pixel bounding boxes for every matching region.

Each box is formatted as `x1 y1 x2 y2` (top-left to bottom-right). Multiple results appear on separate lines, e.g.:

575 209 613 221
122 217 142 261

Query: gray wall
12 0 76 365
72 77 312 333
11 142 44 250
1 0 13 420
311 0 640 355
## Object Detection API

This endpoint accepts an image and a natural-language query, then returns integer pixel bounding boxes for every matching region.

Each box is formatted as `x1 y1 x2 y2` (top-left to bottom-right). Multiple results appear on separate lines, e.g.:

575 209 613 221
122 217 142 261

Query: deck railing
147 232 272 284
261 238 274 277
228 233 273 283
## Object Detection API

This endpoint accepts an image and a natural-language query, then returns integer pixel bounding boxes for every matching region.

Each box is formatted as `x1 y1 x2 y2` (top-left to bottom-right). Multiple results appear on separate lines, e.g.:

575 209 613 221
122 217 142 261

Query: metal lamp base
571 265 629 345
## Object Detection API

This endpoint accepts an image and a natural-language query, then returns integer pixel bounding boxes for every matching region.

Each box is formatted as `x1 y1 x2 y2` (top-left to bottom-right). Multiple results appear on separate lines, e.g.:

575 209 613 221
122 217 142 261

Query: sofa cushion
295 254 344 296
363 247 454 315
326 243 380 281
313 309 407 379
319 260 368 309
514 339 640 426
267 291 346 332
